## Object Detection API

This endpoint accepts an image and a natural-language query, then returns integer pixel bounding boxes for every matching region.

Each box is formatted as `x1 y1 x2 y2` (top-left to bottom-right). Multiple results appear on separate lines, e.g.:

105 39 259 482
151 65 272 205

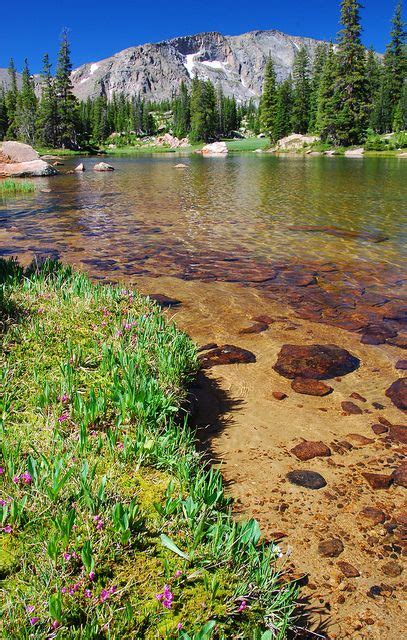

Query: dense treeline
0 1 405 149
260 0 406 145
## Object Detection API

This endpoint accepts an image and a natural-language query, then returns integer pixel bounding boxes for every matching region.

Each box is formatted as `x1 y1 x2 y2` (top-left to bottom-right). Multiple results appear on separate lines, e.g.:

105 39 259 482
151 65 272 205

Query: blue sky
0 0 400 73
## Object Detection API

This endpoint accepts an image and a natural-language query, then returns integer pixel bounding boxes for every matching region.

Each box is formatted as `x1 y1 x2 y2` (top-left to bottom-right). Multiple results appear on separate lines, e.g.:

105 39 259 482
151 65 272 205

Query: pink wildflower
61 587 67 594
58 413 69 423
0 467 4 475
2 524 12 534
115 330 123 338
156 585 174 610
20 472 32 485
117 442 124 450
0 500 6 506
100 589 109 602
177 623 183 631
26 605 35 614
63 552 71 561
89 571 95 581
29 617 39 625
237 600 247 613
51 620 60 630
174 570 182 578
13 475 19 484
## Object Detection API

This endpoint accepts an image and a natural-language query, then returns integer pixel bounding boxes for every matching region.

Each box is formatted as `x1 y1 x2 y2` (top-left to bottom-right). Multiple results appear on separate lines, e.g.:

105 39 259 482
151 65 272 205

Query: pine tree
334 0 369 145
291 46 311 134
173 81 190 138
274 77 293 140
381 2 406 132
15 58 37 144
309 44 328 132
316 44 338 141
0 87 8 140
55 29 78 148
365 48 381 129
259 57 278 141
36 54 58 147
189 77 217 142
5 58 18 139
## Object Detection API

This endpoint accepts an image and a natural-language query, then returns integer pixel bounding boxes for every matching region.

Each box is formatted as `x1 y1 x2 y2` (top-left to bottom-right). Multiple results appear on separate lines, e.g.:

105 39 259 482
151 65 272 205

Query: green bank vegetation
0 178 35 195
0 259 297 638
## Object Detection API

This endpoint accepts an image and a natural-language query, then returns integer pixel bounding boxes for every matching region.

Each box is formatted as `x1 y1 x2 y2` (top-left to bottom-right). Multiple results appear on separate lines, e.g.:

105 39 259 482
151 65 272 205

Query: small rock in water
391 462 407 488
371 423 388 435
93 162 114 171
345 433 375 446
148 294 181 308
274 344 359 380
272 391 287 400
341 401 363 415
239 321 268 335
318 538 344 557
197 343 218 353
199 345 256 369
385 378 407 411
286 470 327 489
290 441 331 461
382 561 402 577
387 335 407 349
75 163 85 172
251 314 274 325
372 401 385 409
361 472 393 490
291 378 333 396
395 360 407 370
350 392 367 402
337 561 360 578
174 163 188 168
359 506 386 525
388 424 407 444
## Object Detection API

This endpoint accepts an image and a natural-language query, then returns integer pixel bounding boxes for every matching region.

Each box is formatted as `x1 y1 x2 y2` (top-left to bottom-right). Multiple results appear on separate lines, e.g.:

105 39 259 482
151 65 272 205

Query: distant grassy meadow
0 259 297 639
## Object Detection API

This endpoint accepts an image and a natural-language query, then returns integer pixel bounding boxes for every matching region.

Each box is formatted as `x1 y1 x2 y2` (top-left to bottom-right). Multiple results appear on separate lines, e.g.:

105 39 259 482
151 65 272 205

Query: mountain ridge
1 28 329 102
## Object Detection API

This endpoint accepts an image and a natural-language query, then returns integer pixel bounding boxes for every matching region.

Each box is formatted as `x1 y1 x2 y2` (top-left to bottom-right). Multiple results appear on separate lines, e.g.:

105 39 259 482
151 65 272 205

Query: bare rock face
274 344 359 380
63 30 328 103
273 133 319 151
290 441 331 461
0 141 57 177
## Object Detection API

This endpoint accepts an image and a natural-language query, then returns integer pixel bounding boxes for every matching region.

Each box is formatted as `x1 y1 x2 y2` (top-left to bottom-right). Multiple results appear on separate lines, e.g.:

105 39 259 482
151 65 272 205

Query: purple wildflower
89 571 95 581
61 587 67 594
157 585 174 610
29 617 39 625
174 570 182 578
0 500 6 506
26 605 35 614
0 467 4 475
20 472 32 485
237 600 247 613
63 552 71 561
100 589 109 602
13 475 19 484
177 623 183 631
2 524 12 534
58 413 69 423
51 620 60 630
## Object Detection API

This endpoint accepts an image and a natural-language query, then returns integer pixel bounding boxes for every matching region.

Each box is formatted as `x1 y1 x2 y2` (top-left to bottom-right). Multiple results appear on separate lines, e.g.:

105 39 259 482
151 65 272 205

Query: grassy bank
0 259 297 639
0 179 35 196
36 148 92 157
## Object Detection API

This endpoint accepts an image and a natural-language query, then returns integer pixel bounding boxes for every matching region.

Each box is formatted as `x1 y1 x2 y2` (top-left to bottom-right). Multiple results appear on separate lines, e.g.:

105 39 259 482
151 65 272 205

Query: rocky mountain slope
0 29 327 103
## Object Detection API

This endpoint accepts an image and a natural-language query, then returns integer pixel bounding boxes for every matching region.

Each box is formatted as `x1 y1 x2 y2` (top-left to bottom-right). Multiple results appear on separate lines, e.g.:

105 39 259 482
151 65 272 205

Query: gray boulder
0 141 58 177
93 162 114 171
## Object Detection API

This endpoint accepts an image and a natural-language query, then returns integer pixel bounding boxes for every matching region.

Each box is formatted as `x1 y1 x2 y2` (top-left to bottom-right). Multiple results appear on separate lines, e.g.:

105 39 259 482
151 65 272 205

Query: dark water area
1 154 406 335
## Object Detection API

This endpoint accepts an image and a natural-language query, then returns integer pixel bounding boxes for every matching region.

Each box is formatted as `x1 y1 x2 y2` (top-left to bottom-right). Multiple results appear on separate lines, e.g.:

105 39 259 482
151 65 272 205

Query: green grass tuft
0 179 35 195
0 258 298 638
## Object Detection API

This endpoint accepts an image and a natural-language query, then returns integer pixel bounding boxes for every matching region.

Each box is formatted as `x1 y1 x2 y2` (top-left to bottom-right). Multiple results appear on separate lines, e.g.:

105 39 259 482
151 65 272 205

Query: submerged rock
239 321 268 335
199 345 256 368
148 294 181 308
75 163 85 172
317 538 344 557
274 344 359 380
385 378 407 411
361 473 393 490
359 506 386 525
288 224 388 243
388 424 407 444
272 391 287 400
291 378 333 396
290 441 331 461
395 360 407 370
391 463 407 488
93 162 114 171
286 470 327 489
337 561 360 578
341 401 363 415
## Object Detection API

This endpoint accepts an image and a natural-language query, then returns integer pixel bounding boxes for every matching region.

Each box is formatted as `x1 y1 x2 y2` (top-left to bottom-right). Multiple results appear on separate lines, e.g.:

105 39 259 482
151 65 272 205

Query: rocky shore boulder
271 134 319 152
0 141 57 177
93 162 114 171
199 141 228 155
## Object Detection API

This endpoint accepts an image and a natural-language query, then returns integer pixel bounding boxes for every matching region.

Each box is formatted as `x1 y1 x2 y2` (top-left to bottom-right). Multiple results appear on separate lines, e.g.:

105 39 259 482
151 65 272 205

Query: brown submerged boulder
391 463 407 488
274 344 359 380
291 378 333 396
199 345 256 369
385 378 407 411
290 441 331 461
286 470 327 489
